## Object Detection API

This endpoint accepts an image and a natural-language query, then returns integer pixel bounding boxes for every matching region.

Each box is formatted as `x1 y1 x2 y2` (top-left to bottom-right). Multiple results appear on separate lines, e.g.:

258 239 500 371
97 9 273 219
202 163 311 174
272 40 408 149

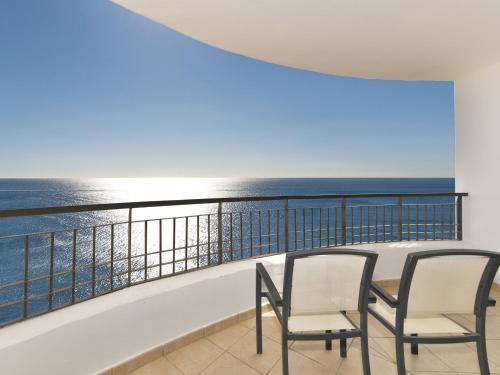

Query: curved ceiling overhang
110 0 500 81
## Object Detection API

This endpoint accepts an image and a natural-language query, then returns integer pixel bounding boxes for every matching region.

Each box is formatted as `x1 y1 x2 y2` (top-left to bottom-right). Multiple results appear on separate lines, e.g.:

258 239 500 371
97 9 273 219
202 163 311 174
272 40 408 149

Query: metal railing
0 192 466 327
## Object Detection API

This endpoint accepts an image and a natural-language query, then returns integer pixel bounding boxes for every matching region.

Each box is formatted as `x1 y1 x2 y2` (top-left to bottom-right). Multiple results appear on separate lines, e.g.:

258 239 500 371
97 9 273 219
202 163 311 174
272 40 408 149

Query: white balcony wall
455 61 500 282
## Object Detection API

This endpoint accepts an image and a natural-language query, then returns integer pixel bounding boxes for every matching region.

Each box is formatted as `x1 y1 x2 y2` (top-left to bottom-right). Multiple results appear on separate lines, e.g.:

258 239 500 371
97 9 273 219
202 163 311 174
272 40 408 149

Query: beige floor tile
242 311 280 333
370 337 452 372
290 340 344 369
425 342 481 373
259 311 283 343
204 315 240 337
268 349 333 375
349 336 393 362
166 338 223 375
228 330 281 374
207 323 250 350
336 343 398 375
163 329 205 354
465 339 500 373
130 357 182 375
241 317 256 330
200 353 260 375
448 314 475 331
488 305 500 316
119 291 500 375
485 339 500 372
241 312 294 347
486 315 500 339
350 313 393 338
241 310 277 329
241 317 255 329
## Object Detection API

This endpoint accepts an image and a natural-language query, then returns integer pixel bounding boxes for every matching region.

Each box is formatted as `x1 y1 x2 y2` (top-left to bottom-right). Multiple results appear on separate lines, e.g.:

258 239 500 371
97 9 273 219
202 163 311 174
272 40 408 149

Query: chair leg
325 330 332 351
410 334 418 355
256 271 262 354
360 324 371 375
340 329 347 358
476 316 490 375
477 336 490 375
282 333 289 375
395 335 406 375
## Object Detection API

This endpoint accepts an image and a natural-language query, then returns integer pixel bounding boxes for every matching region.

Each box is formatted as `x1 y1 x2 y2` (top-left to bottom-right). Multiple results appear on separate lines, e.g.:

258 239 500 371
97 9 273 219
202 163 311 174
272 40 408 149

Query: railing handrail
0 192 467 219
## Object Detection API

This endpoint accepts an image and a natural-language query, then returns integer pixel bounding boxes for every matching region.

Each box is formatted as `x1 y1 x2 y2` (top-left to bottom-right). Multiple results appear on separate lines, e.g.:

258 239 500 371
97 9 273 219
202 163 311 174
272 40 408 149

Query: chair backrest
399 250 500 317
283 249 377 317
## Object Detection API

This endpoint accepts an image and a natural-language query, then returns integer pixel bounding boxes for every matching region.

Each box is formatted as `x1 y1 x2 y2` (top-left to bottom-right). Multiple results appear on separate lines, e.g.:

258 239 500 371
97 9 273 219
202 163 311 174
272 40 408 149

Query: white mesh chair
256 249 378 375
369 249 499 375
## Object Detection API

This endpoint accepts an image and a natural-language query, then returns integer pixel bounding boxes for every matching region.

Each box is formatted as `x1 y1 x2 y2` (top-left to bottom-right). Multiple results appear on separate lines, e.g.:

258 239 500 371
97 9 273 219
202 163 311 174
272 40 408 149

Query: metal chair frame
256 248 378 375
369 249 499 375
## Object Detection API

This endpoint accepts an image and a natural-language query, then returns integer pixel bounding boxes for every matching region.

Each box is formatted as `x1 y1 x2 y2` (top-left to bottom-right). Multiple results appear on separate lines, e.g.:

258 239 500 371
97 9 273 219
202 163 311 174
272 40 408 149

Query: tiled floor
131 288 500 375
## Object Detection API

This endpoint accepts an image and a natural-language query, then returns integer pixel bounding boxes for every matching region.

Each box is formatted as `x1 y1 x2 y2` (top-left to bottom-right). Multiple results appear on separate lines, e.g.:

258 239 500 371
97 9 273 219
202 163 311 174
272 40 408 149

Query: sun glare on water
90 178 225 221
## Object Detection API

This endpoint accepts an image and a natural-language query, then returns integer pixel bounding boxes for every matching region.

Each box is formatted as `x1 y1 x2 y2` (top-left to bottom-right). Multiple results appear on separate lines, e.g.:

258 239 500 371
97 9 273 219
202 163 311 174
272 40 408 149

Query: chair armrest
488 297 496 307
370 282 398 308
256 263 283 306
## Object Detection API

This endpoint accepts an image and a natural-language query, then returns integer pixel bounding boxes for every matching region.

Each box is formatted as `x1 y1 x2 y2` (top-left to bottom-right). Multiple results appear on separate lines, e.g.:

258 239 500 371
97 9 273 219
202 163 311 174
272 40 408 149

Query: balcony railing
0 192 466 327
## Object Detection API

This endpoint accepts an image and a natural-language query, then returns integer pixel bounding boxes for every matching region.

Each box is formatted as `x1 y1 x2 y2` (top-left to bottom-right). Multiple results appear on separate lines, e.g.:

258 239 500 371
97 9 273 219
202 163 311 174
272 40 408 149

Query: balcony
3 1 500 374
1 192 497 375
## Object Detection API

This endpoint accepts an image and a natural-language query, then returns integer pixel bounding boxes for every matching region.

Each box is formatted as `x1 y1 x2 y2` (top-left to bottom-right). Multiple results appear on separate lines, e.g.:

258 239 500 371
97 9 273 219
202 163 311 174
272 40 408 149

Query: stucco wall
455 61 500 281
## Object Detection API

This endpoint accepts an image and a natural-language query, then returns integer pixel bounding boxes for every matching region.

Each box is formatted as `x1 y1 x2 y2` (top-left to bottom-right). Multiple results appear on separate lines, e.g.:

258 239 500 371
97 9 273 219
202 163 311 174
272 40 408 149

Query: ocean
0 177 454 229
0 178 455 324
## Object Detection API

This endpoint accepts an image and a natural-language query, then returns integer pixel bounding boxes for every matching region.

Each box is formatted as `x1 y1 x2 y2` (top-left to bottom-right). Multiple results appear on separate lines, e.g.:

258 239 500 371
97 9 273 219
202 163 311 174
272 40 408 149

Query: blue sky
0 0 455 178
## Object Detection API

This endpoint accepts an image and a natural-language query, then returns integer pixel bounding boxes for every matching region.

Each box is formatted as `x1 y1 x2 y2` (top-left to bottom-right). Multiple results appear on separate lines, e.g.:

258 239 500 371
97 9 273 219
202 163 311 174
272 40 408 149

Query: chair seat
288 312 356 333
370 298 469 335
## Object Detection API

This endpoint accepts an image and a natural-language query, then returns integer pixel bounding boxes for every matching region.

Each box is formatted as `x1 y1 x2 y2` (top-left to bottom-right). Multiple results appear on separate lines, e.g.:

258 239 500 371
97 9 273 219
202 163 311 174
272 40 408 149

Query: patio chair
256 249 378 375
368 249 499 375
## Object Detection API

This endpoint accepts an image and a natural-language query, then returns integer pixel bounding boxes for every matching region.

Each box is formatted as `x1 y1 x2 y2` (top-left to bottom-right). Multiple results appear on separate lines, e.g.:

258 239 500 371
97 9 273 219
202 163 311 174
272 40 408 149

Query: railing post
49 232 55 309
128 208 132 286
91 228 95 297
456 195 463 240
71 229 77 303
397 197 403 241
341 198 347 246
23 235 29 319
159 219 163 276
217 201 223 264
284 199 289 252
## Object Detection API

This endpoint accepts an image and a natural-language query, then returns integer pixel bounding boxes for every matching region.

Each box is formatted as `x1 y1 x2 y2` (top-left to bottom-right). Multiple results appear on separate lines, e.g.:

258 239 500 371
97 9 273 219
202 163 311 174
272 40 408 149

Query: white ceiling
111 0 500 81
